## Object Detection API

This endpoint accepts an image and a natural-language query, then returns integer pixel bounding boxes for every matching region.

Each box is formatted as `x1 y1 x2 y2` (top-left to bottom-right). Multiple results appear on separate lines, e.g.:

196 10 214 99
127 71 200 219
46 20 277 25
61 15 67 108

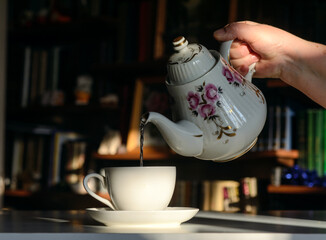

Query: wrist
281 38 326 107
280 38 315 85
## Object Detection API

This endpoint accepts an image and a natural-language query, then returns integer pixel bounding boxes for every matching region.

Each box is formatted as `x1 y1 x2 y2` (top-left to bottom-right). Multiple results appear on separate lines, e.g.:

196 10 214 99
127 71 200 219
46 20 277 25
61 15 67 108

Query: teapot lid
167 36 216 85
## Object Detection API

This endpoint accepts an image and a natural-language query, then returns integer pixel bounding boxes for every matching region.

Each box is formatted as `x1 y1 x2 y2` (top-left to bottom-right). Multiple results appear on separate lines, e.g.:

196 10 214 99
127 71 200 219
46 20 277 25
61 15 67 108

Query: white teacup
83 166 176 211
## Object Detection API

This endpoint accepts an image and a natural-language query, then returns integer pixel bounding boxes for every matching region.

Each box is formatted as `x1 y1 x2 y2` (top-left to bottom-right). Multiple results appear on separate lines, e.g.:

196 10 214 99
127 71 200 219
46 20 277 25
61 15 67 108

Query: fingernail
213 29 226 40
223 24 230 32
251 53 260 62
213 29 222 36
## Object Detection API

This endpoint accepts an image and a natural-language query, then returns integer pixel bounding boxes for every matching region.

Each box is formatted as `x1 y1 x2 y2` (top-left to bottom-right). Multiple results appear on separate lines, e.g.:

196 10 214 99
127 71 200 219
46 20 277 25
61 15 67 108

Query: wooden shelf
268 185 326 195
7 104 119 116
243 149 299 159
5 190 32 197
93 148 298 165
93 146 176 161
239 150 299 167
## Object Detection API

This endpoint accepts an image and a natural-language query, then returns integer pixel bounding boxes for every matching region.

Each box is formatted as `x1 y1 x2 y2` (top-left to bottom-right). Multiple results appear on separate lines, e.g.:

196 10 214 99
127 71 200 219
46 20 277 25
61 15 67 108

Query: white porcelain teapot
141 36 267 162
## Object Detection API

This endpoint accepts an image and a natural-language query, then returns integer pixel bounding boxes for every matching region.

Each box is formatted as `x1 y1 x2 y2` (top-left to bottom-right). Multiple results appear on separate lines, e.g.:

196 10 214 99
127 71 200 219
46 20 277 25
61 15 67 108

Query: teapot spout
141 112 203 157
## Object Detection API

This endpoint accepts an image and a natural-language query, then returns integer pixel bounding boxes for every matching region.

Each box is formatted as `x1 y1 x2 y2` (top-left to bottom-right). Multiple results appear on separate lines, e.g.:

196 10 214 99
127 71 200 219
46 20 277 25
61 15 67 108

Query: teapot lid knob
173 36 188 52
167 37 216 85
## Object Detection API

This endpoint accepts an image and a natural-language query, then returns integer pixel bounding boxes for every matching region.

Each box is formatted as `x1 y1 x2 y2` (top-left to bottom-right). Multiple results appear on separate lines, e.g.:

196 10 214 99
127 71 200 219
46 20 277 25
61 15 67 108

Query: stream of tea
139 117 146 167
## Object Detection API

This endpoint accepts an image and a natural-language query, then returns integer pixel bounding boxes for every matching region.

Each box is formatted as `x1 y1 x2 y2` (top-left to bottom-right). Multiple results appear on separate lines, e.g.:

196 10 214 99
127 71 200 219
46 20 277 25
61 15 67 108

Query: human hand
214 21 301 79
214 21 326 108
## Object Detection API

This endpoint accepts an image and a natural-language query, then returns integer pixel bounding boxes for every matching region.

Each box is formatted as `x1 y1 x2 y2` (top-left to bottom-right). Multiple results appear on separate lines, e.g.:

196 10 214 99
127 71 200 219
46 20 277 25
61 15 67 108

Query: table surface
1 209 326 240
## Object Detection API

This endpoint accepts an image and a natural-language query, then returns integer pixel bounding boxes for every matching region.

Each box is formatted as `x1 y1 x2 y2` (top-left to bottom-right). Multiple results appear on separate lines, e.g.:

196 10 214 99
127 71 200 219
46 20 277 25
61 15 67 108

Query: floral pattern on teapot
186 58 265 142
222 64 244 87
186 81 236 141
221 57 245 87
221 58 265 104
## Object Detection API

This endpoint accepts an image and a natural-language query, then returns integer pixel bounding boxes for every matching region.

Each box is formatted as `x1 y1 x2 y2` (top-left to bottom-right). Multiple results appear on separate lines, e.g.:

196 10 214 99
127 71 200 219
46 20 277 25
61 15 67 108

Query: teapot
141 36 267 162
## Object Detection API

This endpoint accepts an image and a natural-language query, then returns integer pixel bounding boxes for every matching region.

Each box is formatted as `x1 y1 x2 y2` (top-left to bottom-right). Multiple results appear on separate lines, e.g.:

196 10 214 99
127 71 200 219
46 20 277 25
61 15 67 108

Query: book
21 46 32 108
210 180 239 212
6 123 57 190
314 109 324 177
38 49 48 103
30 49 40 105
267 105 275 151
24 136 37 190
190 180 200 208
240 177 258 213
153 0 167 59
170 180 198 208
307 109 316 171
51 46 61 92
273 105 282 150
51 131 84 186
62 140 87 185
10 135 25 190
35 136 44 186
282 105 294 150
200 180 211 211
297 110 307 169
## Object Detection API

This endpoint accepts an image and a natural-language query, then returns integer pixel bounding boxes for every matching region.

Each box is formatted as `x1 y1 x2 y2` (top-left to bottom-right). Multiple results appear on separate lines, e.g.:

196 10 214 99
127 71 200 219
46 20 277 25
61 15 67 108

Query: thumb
213 21 258 43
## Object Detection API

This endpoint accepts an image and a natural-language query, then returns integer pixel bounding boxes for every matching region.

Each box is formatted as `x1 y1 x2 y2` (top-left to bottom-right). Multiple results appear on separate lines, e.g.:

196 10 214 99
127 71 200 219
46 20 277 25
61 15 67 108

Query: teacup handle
83 173 116 210
219 40 256 82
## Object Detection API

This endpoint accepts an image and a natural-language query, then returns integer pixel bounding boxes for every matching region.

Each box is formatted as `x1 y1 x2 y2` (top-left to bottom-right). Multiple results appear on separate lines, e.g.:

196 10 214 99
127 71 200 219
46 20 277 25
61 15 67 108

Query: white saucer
86 207 199 228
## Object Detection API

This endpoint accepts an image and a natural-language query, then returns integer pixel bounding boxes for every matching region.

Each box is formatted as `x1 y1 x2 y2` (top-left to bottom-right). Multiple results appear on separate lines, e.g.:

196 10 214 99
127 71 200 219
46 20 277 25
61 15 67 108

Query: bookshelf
3 0 326 211
3 0 173 210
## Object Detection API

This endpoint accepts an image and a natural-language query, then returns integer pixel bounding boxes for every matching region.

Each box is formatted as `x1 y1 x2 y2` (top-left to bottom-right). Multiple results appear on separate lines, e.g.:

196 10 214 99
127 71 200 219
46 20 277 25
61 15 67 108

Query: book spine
30 49 40 105
314 109 323 177
21 46 32 108
267 105 274 151
284 106 294 150
200 180 211 211
38 50 48 102
51 47 60 92
153 0 167 59
10 135 24 190
307 109 315 171
297 110 307 169
273 105 282 150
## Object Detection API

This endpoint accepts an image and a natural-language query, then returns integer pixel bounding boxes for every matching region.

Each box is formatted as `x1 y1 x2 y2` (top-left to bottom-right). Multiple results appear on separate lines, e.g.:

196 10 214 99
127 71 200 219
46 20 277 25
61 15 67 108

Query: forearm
281 40 326 108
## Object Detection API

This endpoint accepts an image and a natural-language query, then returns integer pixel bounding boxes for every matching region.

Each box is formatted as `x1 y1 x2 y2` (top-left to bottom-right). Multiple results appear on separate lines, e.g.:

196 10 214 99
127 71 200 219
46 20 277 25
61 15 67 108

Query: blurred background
1 0 326 212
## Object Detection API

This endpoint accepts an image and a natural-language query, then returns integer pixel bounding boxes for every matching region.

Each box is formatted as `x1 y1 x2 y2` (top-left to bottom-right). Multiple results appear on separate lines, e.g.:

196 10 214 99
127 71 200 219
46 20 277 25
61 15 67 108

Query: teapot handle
219 40 256 82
